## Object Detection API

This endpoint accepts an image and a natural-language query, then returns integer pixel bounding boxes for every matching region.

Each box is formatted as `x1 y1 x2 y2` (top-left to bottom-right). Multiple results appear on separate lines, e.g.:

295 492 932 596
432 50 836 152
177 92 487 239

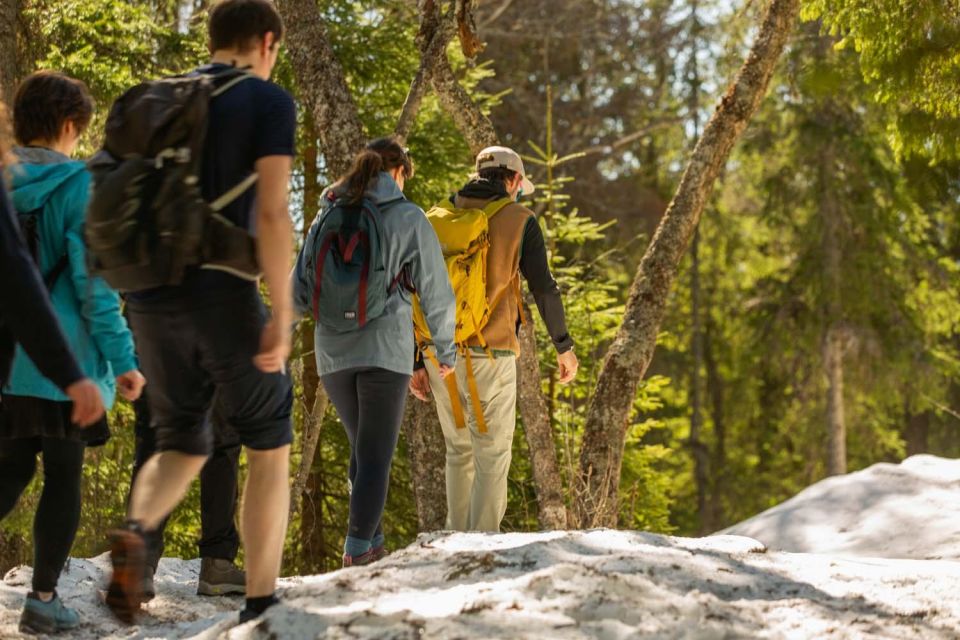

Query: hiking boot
18 592 80 634
342 545 387 568
197 558 246 596
106 525 147 624
142 565 156 603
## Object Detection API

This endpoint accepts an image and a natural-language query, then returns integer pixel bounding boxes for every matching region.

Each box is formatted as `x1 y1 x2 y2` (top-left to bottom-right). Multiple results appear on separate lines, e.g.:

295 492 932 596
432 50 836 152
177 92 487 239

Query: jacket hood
8 147 87 213
328 171 406 207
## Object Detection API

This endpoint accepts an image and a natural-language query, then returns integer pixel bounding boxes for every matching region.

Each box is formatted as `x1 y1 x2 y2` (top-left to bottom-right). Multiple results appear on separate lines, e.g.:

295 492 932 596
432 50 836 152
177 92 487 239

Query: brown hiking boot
106 526 146 623
342 545 387 568
197 558 246 596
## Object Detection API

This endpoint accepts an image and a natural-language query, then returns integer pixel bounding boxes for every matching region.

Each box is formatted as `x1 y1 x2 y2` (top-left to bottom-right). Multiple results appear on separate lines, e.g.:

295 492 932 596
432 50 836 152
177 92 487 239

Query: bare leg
241 445 290 597
129 451 209 530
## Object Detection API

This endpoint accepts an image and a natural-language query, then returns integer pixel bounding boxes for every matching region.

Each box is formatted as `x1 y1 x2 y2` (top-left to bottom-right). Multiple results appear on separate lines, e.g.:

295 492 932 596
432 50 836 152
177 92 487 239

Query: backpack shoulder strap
482 197 514 219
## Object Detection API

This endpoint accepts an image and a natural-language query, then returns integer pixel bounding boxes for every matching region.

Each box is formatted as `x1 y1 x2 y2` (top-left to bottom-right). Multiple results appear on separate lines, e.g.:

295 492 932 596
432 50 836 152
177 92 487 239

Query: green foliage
803 0 960 161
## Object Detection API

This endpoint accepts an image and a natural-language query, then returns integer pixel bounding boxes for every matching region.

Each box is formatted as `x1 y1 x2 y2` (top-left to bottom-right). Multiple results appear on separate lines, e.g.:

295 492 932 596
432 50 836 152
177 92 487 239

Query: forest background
1 0 958 574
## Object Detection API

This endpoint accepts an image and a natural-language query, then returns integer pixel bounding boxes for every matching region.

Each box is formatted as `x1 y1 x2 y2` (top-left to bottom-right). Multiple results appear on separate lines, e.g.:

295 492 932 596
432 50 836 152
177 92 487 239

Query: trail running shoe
18 592 79 634
197 557 246 596
341 545 387 568
106 525 147 623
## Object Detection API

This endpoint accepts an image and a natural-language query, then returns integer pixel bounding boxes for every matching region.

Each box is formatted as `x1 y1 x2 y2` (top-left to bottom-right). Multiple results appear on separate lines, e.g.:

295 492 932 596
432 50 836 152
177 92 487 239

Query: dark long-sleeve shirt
0 179 84 391
519 217 574 353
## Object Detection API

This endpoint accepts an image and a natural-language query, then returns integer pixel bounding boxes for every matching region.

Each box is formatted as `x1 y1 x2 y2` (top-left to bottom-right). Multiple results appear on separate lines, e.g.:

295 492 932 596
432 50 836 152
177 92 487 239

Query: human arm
410 211 457 368
63 173 141 391
519 217 578 383
253 155 294 373
0 181 105 423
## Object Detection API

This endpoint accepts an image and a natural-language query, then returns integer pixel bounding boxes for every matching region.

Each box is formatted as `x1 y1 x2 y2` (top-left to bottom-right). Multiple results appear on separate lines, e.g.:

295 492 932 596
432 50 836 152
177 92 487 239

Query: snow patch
722 455 960 560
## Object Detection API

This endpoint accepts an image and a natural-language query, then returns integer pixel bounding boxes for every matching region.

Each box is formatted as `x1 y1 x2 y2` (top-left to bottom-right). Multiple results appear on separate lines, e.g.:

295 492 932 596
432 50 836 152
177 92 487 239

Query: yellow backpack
412 196 518 433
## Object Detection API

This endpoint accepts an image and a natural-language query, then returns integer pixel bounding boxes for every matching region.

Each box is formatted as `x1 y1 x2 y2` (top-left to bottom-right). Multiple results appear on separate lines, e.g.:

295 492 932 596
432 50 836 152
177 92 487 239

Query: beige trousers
425 353 517 532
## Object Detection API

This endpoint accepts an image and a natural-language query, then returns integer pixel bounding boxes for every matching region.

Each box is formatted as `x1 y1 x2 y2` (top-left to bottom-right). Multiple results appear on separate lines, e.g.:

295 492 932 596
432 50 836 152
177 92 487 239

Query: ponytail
336 136 415 204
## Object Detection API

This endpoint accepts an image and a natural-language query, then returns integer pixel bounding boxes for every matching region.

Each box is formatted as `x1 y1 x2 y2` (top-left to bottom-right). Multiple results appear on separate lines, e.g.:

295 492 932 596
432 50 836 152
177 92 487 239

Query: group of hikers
0 0 578 634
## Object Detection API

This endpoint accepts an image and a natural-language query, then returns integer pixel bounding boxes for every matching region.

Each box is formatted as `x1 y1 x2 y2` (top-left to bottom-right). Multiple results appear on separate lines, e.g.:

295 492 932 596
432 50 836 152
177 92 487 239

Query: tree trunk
904 410 930 457
823 325 846 476
704 302 726 530
0 0 18 104
396 0 454 143
689 229 710 532
402 397 448 531
817 115 847 477
575 0 800 528
291 117 331 518
517 303 568 529
276 0 366 177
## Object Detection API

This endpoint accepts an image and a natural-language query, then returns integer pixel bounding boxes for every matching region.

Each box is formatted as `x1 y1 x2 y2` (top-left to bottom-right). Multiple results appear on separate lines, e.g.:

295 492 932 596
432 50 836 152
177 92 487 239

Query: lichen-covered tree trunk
0 0 18 103
276 0 365 177
575 0 801 528
291 118 330 518
402 397 448 531
517 304 568 529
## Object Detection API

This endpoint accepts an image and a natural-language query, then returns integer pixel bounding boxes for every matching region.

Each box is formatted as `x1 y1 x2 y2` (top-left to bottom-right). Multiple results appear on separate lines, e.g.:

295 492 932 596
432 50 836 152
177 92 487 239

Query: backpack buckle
154 147 192 169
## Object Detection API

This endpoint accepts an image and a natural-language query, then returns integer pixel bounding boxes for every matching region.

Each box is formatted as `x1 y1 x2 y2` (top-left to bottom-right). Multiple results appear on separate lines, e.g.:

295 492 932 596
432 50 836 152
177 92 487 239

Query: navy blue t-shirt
129 63 296 304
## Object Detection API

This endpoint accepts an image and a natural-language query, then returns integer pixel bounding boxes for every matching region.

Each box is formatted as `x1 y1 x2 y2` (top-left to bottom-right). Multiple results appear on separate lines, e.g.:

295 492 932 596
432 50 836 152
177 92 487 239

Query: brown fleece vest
454 194 534 355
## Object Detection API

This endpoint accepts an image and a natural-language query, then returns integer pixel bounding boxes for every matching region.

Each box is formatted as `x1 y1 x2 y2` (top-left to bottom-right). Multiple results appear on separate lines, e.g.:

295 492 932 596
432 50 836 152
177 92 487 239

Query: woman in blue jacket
0 71 145 635
292 137 456 567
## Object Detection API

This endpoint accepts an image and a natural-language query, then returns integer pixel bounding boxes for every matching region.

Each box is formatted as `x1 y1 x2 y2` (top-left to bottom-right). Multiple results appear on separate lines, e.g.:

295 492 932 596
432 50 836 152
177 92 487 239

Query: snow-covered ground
722 454 960 560
1 455 958 639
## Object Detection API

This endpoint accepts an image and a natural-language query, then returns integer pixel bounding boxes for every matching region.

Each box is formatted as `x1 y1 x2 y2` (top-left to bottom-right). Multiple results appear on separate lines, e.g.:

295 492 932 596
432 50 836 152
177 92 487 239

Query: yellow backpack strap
482 197 514 219
463 349 489 434
424 348 467 430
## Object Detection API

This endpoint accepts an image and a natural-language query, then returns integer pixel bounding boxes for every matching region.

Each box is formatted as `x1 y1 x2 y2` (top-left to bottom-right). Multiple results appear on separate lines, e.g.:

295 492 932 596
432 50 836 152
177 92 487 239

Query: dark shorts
127 286 293 456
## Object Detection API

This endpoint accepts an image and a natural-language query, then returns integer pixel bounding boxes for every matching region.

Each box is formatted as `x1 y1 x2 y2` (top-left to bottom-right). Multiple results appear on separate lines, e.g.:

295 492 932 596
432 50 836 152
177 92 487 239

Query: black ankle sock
123 519 146 537
244 594 279 615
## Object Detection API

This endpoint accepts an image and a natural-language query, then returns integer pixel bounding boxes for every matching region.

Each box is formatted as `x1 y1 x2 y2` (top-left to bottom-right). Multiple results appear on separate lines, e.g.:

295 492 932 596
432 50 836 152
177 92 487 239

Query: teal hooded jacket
3 147 137 407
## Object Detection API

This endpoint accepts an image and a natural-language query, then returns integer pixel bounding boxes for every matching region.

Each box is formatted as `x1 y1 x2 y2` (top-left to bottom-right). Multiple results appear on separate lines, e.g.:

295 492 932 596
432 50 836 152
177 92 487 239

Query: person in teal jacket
0 71 145 635
292 137 456 566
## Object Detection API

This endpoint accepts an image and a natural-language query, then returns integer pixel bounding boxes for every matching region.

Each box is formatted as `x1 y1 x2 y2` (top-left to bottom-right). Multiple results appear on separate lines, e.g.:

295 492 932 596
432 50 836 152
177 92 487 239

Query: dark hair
337 137 415 204
478 167 517 185
13 71 94 145
209 0 284 53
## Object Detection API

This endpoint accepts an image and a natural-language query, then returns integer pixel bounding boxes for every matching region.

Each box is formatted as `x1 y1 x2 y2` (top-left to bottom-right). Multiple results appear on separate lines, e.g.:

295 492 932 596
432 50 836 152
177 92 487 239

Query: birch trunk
575 0 800 528
402 397 448 531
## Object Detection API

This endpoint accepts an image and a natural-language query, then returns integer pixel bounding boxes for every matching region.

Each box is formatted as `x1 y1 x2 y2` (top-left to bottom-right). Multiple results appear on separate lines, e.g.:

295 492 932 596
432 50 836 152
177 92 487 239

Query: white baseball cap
475 146 536 195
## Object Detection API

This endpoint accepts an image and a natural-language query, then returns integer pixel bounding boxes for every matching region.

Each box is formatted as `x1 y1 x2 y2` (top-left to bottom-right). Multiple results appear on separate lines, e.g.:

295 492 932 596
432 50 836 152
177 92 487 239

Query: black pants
0 437 84 592
127 286 293 456
321 367 410 542
131 394 241 570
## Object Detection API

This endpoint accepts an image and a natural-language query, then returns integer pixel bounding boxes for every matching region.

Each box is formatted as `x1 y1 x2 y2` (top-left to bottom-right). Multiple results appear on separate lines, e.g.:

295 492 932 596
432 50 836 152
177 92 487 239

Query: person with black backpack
292 138 457 567
95 0 296 625
0 71 145 635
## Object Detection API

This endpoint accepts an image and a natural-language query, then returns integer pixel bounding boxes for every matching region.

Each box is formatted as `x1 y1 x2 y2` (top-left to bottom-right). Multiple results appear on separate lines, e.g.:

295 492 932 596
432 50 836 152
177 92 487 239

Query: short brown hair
209 0 284 53
13 71 94 146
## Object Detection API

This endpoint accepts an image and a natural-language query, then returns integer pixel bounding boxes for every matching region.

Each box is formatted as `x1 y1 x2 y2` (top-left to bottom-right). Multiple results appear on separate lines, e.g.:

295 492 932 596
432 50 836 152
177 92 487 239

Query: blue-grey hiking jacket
292 172 456 376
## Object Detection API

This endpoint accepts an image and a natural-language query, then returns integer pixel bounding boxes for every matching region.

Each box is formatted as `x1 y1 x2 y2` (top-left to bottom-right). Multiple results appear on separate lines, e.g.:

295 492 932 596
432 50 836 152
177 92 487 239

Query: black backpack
17 207 68 290
86 67 261 292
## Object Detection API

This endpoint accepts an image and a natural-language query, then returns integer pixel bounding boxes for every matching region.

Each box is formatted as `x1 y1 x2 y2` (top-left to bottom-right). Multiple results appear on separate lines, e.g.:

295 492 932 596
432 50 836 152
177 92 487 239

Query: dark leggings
0 437 84 592
321 367 411 542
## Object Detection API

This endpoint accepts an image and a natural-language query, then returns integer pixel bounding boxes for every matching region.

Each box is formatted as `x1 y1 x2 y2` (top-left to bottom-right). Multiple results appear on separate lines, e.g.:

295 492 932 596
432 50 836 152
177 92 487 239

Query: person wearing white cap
410 145 579 532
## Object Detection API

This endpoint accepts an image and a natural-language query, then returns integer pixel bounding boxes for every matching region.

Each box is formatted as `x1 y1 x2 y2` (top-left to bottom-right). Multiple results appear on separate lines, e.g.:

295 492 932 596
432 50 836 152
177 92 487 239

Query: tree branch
396 0 455 143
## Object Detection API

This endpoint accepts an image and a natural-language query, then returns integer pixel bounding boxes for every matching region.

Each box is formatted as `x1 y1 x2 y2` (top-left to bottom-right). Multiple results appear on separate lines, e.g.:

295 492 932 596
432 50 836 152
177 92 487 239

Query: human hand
557 350 579 384
438 364 454 379
254 319 291 373
65 379 105 427
116 369 146 401
410 369 432 402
